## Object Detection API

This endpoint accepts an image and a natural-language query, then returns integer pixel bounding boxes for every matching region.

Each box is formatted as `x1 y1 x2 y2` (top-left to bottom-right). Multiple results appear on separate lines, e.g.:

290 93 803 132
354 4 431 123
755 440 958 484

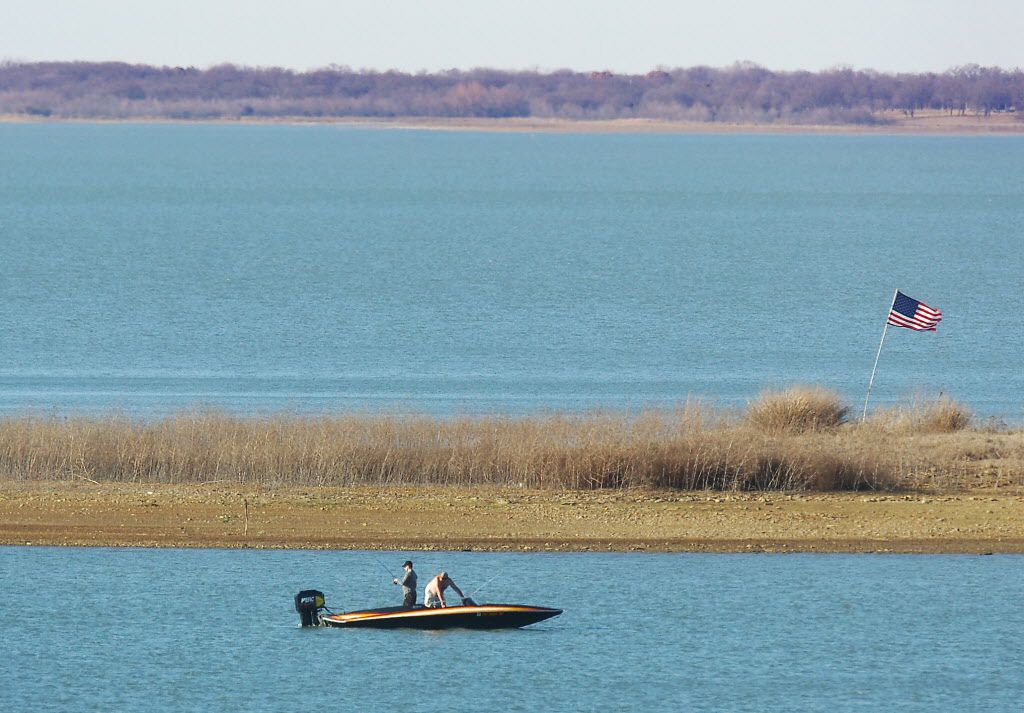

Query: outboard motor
295 589 325 627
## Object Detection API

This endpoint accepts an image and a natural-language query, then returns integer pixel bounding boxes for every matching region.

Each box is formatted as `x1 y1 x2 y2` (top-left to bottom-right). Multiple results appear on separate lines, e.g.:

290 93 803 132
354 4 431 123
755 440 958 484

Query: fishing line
466 571 502 599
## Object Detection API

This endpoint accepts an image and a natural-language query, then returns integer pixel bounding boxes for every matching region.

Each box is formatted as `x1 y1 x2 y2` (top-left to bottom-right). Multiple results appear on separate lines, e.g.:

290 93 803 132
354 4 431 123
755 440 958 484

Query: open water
1 124 1021 419
1 547 1021 712
3 127 1022 712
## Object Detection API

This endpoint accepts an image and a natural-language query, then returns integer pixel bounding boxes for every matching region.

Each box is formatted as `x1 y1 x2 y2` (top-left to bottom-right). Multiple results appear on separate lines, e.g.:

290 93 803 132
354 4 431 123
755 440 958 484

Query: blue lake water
4 127 1021 712
1 547 1022 712
0 124 1021 419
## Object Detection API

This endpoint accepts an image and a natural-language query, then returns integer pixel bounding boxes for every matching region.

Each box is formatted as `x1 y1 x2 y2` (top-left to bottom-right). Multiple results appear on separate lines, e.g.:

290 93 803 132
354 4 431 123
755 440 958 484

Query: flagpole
862 289 899 422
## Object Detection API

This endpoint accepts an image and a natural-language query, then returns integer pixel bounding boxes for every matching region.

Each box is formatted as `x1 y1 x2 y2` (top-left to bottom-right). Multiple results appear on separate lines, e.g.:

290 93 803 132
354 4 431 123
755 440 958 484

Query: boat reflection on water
295 590 562 630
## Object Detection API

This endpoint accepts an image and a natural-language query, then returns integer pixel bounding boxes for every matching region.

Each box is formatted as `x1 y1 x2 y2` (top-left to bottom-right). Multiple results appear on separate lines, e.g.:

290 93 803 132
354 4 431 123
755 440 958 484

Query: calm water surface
2 548 1022 712
1 125 1021 419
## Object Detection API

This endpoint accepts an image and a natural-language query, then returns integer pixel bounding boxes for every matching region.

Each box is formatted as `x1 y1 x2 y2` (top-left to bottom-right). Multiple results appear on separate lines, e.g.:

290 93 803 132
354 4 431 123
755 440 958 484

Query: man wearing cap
393 561 417 608
422 571 465 608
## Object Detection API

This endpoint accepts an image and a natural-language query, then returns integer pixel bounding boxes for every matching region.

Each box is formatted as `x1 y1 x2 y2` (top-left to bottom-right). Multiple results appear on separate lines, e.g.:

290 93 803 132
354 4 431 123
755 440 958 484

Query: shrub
914 399 972 432
871 398 972 433
746 386 849 434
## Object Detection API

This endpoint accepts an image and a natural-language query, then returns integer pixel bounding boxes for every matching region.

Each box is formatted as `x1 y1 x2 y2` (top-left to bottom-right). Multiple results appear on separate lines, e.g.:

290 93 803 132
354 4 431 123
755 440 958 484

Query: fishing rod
465 571 503 601
371 555 398 582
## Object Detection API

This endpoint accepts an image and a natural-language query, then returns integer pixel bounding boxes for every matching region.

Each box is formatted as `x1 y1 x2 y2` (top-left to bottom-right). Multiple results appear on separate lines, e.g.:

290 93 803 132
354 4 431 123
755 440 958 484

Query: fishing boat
295 590 561 630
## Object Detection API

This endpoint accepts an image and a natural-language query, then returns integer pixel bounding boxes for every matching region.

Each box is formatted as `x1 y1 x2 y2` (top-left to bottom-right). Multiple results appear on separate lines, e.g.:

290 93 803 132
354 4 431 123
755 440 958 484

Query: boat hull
321 604 561 630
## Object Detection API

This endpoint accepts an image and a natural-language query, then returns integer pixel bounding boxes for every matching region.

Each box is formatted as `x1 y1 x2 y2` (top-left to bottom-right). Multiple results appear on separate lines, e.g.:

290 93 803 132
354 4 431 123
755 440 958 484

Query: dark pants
403 591 416 608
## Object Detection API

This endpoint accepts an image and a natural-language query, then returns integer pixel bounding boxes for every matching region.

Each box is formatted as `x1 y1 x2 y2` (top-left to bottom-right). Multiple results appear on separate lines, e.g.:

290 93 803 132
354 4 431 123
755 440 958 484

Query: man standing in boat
423 571 465 608
393 560 417 608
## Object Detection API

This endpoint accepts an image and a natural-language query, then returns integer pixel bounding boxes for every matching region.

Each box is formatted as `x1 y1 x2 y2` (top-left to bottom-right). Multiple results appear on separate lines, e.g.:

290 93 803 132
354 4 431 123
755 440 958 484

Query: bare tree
1 61 1020 124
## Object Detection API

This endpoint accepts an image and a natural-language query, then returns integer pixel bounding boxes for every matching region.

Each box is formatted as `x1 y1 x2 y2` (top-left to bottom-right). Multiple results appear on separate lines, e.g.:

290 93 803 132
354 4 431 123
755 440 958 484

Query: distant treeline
1 61 1022 124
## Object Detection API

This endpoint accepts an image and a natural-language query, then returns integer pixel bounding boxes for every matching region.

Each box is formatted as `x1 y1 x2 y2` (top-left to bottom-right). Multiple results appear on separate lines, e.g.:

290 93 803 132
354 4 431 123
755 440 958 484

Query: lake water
1 547 1021 712
0 124 1021 419
4 127 1021 712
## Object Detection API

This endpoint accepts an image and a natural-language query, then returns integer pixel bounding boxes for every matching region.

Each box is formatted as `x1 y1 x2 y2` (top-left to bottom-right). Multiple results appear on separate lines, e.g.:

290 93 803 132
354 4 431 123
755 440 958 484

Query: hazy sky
3 0 1021 73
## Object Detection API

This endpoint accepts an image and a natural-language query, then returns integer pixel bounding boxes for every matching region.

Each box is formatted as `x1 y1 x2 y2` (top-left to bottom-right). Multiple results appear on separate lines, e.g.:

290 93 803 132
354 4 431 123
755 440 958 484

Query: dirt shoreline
3 113 1023 135
2 482 1022 554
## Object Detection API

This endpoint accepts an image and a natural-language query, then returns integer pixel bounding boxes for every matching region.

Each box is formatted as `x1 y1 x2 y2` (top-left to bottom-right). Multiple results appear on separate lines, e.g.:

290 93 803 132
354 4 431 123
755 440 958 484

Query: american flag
887 290 942 331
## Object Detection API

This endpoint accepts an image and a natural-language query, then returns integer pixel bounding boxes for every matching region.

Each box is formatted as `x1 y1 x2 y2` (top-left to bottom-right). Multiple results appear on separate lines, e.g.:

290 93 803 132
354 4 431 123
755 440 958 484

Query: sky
2 0 1021 74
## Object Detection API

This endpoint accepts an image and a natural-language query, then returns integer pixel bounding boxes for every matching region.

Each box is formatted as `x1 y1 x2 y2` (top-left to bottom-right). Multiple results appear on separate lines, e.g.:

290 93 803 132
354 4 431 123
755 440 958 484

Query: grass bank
1 389 1020 492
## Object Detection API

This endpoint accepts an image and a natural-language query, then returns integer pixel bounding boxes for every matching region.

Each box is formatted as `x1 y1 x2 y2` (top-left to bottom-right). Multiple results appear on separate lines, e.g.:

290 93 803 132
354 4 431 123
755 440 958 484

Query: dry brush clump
0 401 1018 492
746 386 850 434
870 397 972 433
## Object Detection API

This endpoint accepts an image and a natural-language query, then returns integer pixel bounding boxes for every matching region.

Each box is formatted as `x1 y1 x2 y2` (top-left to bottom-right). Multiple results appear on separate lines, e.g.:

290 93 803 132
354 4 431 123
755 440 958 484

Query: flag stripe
884 313 937 329
887 314 941 329
886 313 940 330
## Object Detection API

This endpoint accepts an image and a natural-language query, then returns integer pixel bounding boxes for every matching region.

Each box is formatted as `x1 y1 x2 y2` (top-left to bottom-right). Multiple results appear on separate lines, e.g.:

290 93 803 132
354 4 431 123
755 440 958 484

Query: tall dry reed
0 401 1019 491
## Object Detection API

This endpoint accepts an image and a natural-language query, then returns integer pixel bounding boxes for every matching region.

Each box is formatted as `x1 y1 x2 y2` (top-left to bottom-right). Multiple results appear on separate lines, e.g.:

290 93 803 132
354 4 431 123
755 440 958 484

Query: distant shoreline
3 113 1023 135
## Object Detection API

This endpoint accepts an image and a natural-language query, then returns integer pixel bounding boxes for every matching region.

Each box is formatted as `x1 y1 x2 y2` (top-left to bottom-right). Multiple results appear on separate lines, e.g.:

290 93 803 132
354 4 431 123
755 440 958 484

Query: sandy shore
3 113 1022 135
326 114 1024 135
2 481 1022 553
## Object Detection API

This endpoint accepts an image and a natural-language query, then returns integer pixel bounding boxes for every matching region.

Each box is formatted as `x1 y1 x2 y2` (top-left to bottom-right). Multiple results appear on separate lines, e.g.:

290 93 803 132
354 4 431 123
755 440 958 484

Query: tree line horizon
2 60 1021 124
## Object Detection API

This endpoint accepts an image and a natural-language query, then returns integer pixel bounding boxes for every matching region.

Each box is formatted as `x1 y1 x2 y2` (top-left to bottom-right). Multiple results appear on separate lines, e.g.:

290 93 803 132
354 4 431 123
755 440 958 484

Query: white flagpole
862 289 899 422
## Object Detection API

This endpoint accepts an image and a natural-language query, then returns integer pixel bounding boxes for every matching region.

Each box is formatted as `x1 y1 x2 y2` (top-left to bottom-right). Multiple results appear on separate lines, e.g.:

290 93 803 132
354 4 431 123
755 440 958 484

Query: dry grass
1 399 1020 492
746 386 850 434
871 397 973 433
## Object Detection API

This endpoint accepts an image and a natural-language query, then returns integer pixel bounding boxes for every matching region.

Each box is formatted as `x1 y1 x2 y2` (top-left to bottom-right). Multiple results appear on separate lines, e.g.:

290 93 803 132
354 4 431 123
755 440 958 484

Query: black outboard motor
295 589 325 627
